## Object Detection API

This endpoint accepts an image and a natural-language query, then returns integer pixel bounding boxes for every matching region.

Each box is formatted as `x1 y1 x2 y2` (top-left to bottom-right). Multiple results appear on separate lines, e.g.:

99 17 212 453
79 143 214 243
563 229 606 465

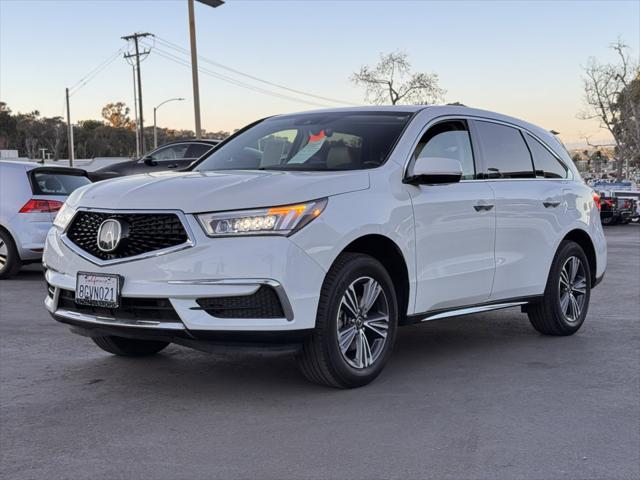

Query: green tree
101 102 133 129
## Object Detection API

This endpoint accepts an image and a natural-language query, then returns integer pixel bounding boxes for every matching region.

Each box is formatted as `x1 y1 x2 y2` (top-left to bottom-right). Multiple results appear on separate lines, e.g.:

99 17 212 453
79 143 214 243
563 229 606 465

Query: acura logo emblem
97 219 123 253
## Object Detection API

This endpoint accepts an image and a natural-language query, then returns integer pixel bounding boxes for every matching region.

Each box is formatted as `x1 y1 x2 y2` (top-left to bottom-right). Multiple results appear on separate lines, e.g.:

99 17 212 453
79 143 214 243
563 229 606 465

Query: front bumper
43 218 327 336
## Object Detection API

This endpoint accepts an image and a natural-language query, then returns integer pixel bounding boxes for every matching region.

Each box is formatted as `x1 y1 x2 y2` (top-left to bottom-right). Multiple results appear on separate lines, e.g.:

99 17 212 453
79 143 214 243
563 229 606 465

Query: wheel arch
561 228 597 285
337 234 411 323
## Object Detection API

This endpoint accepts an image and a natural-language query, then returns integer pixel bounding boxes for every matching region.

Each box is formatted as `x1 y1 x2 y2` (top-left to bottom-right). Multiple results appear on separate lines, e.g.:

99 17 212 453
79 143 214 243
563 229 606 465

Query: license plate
76 272 121 308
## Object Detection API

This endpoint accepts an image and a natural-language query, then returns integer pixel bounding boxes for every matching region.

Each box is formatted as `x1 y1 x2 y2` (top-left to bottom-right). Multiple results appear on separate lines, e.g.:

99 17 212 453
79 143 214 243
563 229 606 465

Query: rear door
471 120 570 301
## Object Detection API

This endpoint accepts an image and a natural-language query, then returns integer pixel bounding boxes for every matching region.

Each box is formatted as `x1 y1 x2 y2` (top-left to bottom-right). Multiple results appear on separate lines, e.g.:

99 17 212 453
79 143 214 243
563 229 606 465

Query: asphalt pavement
1 225 638 480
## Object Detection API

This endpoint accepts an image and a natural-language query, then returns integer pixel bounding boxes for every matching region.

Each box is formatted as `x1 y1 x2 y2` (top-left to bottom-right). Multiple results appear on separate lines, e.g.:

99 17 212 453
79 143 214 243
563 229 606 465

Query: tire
528 241 591 336
600 216 613 226
297 252 398 388
0 229 22 279
92 336 169 357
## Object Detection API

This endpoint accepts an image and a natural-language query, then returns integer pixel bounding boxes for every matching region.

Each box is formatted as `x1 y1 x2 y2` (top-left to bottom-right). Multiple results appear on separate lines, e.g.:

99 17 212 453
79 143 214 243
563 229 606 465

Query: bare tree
351 51 445 105
579 41 640 178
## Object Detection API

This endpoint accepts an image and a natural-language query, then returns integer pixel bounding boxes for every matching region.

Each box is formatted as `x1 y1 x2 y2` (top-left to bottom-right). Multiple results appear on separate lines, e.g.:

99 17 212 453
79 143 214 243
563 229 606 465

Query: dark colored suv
90 139 219 181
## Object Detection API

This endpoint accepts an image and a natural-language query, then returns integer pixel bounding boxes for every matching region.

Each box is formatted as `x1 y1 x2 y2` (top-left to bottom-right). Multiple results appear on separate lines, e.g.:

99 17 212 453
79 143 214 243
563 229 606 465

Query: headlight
197 198 327 237
53 203 76 230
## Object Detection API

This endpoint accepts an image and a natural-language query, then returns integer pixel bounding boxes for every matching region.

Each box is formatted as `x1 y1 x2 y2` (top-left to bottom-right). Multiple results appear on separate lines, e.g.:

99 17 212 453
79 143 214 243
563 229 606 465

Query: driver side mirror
142 156 156 166
404 156 463 185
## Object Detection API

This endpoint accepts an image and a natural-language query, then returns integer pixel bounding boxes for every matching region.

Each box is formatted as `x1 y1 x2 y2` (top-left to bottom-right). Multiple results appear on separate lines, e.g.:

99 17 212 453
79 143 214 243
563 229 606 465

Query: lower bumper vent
195 286 285 319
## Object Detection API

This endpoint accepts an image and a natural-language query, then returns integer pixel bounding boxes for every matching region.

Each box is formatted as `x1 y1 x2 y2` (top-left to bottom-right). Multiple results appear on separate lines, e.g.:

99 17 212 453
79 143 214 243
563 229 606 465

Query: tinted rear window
524 133 568 179
31 172 90 195
475 121 535 178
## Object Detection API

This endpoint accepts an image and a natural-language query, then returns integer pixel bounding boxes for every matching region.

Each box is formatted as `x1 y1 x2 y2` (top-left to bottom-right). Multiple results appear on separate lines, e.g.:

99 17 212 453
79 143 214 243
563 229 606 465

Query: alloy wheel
336 276 390 369
558 256 587 323
0 238 7 271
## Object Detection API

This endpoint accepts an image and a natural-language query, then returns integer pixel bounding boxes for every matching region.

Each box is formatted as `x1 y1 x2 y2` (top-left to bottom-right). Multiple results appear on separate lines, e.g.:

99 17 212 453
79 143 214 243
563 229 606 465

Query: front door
407 119 496 313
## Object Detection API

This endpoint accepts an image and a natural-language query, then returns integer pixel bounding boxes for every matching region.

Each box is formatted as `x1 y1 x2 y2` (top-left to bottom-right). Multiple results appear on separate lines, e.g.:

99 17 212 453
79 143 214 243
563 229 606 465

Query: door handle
474 204 494 212
167 164 179 169
543 200 561 208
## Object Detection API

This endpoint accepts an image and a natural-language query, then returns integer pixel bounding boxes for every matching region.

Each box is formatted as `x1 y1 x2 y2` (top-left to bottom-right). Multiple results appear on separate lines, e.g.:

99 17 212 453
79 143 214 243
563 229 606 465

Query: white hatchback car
0 161 90 279
43 106 606 388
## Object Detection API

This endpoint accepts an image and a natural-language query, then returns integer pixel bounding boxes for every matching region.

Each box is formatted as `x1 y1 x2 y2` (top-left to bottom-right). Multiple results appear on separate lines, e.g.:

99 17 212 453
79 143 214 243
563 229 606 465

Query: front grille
66 211 188 260
195 286 285 319
57 289 180 322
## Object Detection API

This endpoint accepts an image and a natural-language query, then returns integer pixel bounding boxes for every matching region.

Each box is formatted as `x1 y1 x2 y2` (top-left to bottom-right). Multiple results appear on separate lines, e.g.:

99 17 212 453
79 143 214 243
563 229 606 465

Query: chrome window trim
61 207 196 267
167 278 294 321
403 114 574 182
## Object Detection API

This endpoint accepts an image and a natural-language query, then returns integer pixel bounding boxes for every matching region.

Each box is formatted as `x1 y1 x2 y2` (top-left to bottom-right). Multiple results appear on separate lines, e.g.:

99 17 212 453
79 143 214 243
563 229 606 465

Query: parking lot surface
1 226 638 480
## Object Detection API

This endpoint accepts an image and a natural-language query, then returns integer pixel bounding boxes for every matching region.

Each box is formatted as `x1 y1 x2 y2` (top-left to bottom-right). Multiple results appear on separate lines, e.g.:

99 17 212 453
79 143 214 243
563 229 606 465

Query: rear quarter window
524 133 568 179
31 172 90 195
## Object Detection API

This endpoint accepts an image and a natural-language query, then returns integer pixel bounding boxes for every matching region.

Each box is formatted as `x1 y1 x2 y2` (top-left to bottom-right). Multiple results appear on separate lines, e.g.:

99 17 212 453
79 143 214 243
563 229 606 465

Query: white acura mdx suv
43 106 607 388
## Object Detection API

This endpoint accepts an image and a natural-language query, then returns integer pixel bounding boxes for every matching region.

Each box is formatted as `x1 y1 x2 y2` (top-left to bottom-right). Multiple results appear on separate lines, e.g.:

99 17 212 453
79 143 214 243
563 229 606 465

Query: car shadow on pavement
64 308 569 397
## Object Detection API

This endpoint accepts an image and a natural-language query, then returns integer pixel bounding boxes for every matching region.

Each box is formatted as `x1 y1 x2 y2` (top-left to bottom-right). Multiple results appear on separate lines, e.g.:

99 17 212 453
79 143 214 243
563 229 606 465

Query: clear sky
1 0 639 146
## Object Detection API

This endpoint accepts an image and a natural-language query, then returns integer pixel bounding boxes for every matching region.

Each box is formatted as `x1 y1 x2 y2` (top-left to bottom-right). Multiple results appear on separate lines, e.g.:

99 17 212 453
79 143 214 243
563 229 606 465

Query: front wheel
528 241 591 336
297 253 398 388
92 336 169 356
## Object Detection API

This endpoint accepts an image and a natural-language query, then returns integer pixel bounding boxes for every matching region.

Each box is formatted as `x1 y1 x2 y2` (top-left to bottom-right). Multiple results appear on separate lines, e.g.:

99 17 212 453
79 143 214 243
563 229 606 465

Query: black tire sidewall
319 255 398 386
0 229 21 279
547 241 592 332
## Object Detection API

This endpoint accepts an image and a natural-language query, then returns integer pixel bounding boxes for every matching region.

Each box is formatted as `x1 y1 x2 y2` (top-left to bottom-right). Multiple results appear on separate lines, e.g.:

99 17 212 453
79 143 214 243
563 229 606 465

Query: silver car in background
0 161 91 278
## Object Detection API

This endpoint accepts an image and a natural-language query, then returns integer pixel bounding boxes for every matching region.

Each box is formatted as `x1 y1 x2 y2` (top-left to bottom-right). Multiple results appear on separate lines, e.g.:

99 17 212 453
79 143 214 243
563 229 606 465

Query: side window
149 144 189 162
475 121 535 178
524 133 568 179
185 143 214 159
412 120 475 180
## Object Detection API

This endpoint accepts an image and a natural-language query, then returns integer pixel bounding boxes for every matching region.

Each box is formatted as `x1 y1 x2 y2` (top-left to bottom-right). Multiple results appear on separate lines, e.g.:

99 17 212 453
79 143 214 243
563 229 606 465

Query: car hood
69 170 370 213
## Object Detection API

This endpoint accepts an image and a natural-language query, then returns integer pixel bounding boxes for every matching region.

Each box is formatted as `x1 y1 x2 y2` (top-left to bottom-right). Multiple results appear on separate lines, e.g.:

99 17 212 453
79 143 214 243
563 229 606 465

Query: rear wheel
297 253 398 388
92 336 169 357
0 229 21 279
528 241 591 336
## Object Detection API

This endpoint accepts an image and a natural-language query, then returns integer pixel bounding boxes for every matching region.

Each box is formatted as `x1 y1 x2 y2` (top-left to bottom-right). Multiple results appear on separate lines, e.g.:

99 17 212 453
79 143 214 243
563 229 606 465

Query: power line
152 35 356 106
68 46 126 95
146 44 332 108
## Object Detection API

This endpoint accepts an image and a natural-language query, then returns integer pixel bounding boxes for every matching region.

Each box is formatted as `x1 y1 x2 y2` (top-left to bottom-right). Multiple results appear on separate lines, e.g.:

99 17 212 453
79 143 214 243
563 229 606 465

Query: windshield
194 111 413 172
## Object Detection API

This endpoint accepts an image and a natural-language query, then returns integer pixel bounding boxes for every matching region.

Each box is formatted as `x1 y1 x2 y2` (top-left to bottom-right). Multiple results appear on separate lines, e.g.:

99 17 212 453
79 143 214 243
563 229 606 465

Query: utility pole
187 1 224 138
65 88 75 167
188 0 202 139
122 32 152 154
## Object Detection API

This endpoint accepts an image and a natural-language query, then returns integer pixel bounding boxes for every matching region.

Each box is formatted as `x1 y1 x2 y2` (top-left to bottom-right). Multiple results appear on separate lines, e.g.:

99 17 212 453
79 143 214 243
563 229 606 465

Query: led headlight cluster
197 198 327 237
53 203 76 230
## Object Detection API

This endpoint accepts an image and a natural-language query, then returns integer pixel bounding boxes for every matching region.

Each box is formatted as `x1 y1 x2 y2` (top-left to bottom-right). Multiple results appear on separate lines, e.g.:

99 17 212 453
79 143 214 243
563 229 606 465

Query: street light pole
153 97 185 149
188 0 224 139
65 87 75 167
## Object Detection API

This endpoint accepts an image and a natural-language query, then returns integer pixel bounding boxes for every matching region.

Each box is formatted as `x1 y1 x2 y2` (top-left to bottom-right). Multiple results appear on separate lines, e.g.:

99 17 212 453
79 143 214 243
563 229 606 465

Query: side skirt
401 296 543 326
